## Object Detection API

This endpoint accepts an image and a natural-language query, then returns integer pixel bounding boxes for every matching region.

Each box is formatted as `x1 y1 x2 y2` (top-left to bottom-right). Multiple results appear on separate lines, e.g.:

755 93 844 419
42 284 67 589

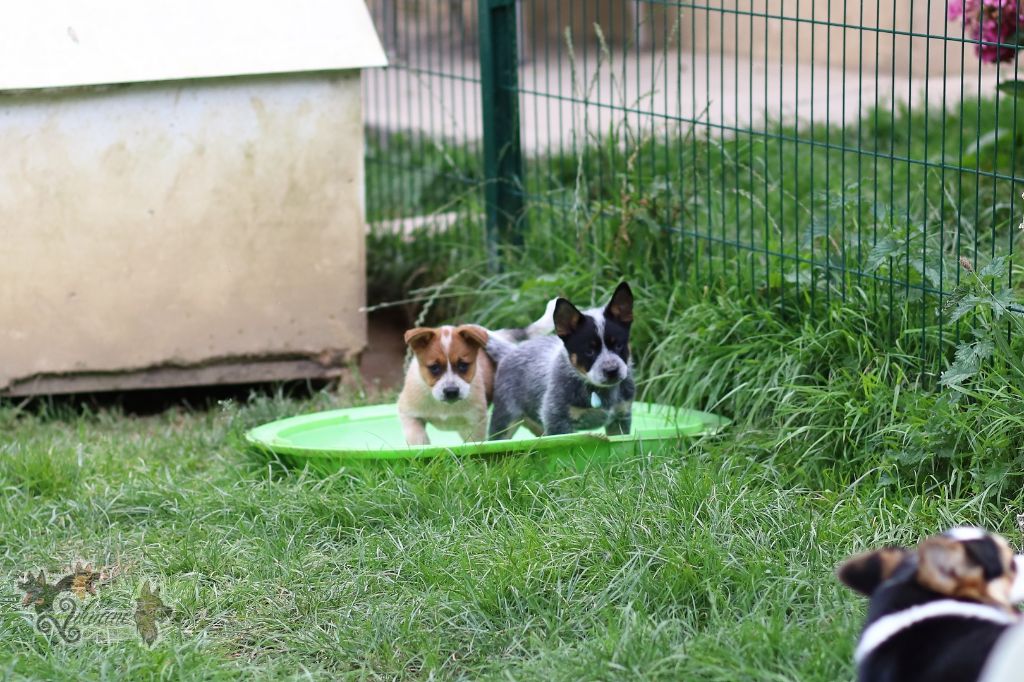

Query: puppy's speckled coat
486 282 635 438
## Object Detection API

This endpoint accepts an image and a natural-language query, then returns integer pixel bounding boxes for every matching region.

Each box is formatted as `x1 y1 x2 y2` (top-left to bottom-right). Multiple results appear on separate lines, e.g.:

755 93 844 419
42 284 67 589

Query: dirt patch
358 307 410 393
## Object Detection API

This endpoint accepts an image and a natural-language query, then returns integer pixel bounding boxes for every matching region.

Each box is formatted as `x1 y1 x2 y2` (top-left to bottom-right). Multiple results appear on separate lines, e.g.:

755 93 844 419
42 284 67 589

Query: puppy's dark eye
456 361 470 374
428 363 443 376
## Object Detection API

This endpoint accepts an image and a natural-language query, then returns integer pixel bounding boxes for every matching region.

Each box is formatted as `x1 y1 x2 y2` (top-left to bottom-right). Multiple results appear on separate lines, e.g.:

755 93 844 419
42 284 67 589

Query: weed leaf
979 256 1007 280
949 295 986 323
940 339 993 389
997 79 1024 97
866 236 901 271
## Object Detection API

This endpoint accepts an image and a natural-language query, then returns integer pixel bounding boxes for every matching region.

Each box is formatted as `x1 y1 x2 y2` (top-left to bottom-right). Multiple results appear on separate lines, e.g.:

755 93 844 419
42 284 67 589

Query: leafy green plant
939 255 1024 394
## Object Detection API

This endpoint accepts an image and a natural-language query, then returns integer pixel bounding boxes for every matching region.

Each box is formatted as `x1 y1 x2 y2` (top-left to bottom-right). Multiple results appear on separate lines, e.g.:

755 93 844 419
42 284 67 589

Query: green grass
4 279 1024 680
0 399 941 680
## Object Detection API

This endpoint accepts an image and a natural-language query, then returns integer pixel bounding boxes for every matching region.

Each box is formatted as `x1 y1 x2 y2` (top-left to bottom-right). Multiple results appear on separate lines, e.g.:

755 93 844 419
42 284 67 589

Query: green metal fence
363 0 1024 362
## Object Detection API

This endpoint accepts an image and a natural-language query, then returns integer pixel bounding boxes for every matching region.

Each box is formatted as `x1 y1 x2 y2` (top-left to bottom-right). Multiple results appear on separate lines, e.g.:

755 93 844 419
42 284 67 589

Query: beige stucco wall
515 0 964 78
664 0 964 78
0 72 367 394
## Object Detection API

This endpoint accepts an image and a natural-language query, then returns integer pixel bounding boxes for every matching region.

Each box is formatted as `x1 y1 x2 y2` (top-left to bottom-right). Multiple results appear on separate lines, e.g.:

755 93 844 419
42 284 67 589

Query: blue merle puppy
486 282 635 439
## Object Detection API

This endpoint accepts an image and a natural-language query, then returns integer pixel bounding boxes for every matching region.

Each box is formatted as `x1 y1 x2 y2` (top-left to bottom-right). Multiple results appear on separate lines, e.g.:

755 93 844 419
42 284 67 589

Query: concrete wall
513 0 963 78
522 0 637 51
656 0 964 78
0 72 367 394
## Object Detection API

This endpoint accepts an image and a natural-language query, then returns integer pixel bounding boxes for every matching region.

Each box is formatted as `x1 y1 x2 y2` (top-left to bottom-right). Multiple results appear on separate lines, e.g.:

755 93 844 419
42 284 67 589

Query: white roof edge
0 0 388 92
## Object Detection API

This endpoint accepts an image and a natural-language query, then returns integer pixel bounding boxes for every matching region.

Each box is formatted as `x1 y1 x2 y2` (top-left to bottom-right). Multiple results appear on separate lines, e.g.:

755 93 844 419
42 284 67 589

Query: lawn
3 279 1024 680
4 96 1024 679
0 390 929 680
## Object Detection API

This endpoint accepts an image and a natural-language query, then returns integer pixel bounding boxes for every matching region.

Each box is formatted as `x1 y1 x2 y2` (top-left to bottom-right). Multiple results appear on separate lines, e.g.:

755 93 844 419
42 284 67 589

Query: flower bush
948 0 1024 63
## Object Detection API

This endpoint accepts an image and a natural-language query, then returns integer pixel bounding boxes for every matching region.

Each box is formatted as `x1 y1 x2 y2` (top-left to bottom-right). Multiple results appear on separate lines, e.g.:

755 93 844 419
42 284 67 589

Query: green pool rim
244 401 730 462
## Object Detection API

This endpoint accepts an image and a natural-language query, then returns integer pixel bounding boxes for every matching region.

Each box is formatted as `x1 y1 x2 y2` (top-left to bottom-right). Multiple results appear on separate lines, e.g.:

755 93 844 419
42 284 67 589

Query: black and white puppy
486 282 635 438
838 527 1024 682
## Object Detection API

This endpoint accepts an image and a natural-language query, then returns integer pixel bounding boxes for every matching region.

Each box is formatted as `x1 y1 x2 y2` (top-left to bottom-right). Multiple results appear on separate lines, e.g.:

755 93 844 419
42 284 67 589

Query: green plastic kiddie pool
246 402 729 472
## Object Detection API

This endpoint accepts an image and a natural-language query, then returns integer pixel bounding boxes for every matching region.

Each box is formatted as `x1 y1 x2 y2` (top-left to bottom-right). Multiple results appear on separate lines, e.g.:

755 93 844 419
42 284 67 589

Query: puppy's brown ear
456 325 488 349
404 328 436 350
837 547 908 597
553 298 583 338
605 281 634 326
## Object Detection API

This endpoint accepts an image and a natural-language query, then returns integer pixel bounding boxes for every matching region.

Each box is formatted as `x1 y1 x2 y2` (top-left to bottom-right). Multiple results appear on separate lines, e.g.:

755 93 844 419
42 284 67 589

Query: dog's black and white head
839 527 1024 613
838 527 1024 681
551 282 633 388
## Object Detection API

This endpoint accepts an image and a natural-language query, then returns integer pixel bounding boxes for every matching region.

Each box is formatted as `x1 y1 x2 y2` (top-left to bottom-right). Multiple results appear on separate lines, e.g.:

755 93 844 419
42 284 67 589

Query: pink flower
948 0 1024 64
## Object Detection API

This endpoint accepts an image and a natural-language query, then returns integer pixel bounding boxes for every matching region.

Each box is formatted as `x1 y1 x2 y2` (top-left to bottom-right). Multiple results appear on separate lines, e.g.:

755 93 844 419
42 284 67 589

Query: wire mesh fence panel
362 0 489 309
364 0 1024 368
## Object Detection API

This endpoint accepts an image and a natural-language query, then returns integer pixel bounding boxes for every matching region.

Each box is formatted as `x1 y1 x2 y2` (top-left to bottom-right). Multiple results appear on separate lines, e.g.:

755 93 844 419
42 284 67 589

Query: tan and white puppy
398 325 493 445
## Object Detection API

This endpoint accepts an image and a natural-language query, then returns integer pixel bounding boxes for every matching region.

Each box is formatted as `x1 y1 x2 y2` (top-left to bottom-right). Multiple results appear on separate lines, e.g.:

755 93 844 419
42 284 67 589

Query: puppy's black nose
442 387 460 401
602 364 620 380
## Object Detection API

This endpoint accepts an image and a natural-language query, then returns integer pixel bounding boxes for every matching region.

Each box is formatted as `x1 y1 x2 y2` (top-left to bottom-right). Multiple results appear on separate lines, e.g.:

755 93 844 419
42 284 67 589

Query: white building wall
0 72 367 393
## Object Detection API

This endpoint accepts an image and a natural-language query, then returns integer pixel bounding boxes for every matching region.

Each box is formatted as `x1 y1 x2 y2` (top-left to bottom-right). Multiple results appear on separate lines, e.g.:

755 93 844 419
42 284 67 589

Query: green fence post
479 0 525 267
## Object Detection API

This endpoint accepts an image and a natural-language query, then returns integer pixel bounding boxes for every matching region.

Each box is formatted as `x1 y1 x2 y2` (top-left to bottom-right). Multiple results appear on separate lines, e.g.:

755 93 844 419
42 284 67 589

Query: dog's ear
456 325 488 349
553 298 583 338
961 537 1009 580
837 547 908 597
403 328 436 350
604 282 633 326
917 535 988 599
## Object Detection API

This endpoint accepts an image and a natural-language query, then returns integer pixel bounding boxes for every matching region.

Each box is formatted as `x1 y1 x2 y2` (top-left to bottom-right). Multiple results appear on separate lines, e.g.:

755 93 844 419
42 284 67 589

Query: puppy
398 325 492 445
486 282 635 438
396 300 561 446
838 527 1024 682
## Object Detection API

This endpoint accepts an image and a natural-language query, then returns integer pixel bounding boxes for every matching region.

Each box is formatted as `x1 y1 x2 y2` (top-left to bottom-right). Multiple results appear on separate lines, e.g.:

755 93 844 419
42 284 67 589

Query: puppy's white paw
400 414 430 446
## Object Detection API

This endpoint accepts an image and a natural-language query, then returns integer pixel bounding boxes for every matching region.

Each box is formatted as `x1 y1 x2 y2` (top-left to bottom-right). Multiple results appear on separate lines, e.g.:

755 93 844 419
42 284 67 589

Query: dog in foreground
486 282 635 438
838 527 1024 682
